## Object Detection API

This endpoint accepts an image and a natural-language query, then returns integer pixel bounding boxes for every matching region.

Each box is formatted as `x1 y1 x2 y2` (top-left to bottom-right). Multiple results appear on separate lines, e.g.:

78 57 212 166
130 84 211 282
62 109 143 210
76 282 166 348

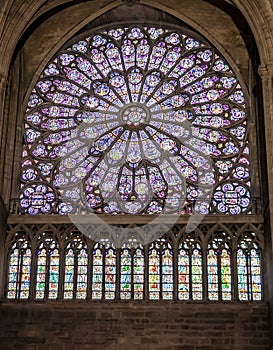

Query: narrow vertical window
35 236 59 299
207 232 232 301
149 248 160 300
237 233 262 301
162 245 173 300
76 249 88 299
105 248 116 300
7 238 32 299
207 249 218 300
178 249 189 300
149 239 173 300
133 248 144 300
178 234 202 300
92 245 103 299
63 238 88 300
64 248 74 299
36 248 47 299
120 249 132 299
48 248 59 299
221 248 232 300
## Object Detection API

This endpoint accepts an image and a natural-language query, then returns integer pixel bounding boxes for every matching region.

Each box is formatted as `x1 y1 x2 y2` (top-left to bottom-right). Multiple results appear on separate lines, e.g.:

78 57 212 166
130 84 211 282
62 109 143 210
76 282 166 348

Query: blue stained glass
21 25 251 216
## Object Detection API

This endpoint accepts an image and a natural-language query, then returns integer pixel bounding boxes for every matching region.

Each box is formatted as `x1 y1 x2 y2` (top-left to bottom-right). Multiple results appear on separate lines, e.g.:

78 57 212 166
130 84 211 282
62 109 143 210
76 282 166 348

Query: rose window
20 25 251 215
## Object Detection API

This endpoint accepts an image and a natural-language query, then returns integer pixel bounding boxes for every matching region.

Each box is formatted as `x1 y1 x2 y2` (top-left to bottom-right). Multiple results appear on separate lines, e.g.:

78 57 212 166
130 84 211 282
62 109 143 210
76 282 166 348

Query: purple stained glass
20 25 251 215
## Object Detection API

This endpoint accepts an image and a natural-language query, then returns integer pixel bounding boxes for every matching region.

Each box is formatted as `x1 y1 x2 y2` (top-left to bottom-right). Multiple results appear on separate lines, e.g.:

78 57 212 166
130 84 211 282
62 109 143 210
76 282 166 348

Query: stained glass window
35 236 59 299
7 237 31 299
133 248 145 299
20 25 251 216
237 232 262 301
207 231 232 300
5 226 263 301
91 244 103 299
148 239 173 300
91 243 116 299
178 233 203 300
120 248 132 299
64 237 88 299
119 247 145 300
105 248 116 299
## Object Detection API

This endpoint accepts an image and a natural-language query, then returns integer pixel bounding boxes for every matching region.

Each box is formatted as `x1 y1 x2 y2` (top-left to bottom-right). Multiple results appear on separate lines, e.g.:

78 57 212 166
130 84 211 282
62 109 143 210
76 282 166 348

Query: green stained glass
133 248 144 300
192 248 203 300
120 249 132 299
221 249 232 300
207 249 218 300
36 249 47 299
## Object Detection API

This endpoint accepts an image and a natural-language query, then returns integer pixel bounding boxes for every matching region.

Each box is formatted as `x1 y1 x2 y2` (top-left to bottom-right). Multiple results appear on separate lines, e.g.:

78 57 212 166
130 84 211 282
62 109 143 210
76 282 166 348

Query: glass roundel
20 25 251 215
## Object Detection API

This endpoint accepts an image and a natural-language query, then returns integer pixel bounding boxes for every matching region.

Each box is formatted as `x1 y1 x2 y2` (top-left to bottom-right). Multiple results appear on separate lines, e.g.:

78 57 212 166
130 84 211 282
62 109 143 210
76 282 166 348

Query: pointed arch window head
148 239 174 300
7 235 32 299
35 235 59 300
207 231 232 301
237 232 262 301
63 236 88 300
20 25 251 216
178 232 203 300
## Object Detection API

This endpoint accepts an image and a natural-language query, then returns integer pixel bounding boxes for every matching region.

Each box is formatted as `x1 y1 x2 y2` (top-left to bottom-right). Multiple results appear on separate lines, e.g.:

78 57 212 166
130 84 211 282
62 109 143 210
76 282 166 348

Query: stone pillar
258 63 273 328
0 75 8 298
0 73 9 202
258 63 273 248
0 196 7 298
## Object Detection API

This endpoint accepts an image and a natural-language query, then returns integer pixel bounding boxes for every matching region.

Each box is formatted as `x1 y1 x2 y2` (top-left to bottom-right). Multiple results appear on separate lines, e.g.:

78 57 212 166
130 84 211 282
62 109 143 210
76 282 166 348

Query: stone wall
0 302 270 350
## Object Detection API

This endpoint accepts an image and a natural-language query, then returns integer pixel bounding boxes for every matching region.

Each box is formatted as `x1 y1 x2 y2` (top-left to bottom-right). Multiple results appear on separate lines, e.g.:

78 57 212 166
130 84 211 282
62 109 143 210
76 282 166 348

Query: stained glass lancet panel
64 236 88 299
119 246 145 300
148 239 173 300
207 231 232 301
120 248 132 299
91 244 103 299
133 248 145 299
35 236 59 299
105 248 116 299
148 247 160 300
178 233 203 300
77 248 88 299
91 244 116 300
237 232 262 301
64 247 74 299
7 237 32 299
20 25 252 216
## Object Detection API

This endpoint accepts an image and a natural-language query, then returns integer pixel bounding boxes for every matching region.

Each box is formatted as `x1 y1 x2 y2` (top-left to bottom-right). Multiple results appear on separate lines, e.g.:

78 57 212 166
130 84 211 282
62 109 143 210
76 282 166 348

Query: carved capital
258 63 273 80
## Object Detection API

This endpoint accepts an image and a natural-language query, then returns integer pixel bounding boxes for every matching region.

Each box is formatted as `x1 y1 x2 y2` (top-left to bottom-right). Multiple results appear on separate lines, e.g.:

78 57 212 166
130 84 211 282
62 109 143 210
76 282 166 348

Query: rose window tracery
20 25 251 215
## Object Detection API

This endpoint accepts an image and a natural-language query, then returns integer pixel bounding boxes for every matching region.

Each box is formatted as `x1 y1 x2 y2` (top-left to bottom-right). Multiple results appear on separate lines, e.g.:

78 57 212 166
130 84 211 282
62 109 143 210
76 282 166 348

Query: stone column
258 63 273 305
0 73 9 202
0 75 8 298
